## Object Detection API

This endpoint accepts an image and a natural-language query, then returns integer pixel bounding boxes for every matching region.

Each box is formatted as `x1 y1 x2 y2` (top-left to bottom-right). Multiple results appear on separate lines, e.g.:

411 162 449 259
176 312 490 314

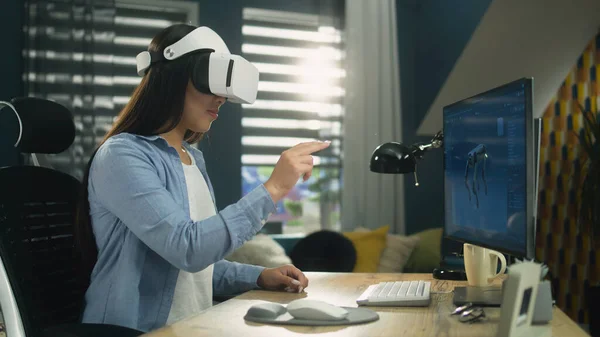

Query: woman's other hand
257 264 309 293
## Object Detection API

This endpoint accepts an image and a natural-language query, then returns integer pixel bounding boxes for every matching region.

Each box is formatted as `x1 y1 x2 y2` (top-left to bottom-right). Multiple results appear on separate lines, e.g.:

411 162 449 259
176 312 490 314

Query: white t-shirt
166 153 215 325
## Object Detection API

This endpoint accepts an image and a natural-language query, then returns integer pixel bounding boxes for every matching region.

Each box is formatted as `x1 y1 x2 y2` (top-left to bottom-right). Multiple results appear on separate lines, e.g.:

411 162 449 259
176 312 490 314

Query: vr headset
135 26 259 104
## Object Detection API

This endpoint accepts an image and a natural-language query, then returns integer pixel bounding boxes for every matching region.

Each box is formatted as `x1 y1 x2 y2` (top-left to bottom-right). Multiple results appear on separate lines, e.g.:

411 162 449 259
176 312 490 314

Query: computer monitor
442 78 536 306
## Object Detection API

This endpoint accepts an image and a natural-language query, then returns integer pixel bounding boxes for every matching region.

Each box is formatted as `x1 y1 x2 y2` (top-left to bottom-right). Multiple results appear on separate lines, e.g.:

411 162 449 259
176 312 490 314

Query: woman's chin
190 122 212 133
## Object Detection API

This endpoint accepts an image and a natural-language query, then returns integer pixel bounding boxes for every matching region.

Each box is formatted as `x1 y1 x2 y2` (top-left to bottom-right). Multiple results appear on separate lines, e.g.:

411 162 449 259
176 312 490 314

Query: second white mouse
286 299 349 321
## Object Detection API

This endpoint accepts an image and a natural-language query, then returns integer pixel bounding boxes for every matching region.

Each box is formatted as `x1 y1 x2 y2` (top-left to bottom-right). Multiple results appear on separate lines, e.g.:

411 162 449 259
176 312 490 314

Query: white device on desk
496 262 551 337
356 280 431 307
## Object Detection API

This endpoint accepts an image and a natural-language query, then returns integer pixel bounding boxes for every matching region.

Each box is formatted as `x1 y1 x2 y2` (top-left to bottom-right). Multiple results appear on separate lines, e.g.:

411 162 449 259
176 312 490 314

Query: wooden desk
143 273 588 337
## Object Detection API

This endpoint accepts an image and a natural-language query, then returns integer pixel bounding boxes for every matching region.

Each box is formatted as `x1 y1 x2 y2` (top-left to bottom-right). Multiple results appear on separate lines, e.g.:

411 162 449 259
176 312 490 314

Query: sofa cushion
343 225 389 273
225 234 292 268
404 228 443 273
354 226 420 273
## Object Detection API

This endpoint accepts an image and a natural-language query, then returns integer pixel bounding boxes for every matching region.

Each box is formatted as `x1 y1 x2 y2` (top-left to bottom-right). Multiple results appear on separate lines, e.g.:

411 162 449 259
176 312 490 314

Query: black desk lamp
369 130 468 281
369 131 444 186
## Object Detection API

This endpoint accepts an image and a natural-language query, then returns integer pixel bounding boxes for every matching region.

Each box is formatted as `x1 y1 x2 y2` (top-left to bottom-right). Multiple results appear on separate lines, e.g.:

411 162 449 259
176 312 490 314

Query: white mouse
286 299 349 321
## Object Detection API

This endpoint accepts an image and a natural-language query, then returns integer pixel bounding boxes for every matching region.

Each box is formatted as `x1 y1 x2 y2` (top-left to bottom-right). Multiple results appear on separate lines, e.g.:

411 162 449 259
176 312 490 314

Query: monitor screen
443 78 533 258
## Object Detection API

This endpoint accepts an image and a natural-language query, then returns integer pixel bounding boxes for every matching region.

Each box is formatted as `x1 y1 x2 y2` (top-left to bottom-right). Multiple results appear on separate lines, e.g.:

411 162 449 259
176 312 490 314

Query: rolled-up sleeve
89 138 276 273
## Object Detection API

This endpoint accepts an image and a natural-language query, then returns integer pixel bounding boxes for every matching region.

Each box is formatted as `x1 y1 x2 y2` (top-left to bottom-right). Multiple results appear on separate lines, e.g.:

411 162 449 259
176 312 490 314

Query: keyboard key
379 282 394 298
390 282 402 297
370 282 386 298
398 281 410 296
356 284 376 303
407 281 418 297
416 281 425 296
423 282 431 297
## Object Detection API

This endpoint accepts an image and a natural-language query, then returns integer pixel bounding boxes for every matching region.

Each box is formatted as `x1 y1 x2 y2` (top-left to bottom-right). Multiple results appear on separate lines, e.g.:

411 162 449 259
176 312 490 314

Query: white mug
463 243 507 287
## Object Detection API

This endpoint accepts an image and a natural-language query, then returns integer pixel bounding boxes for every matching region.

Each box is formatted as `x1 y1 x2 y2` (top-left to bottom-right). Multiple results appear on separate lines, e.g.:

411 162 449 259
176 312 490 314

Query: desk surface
143 273 588 337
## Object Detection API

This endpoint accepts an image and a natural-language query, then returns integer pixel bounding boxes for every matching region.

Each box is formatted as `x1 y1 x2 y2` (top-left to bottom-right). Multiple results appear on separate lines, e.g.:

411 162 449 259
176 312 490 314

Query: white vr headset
135 26 259 104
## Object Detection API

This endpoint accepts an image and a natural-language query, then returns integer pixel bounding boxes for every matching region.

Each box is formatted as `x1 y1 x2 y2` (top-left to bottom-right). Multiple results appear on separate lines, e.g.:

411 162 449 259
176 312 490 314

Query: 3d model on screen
464 144 488 208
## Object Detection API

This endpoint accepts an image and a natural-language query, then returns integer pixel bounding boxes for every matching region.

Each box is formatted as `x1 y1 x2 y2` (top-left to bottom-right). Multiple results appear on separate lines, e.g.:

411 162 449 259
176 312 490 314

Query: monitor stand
452 285 503 307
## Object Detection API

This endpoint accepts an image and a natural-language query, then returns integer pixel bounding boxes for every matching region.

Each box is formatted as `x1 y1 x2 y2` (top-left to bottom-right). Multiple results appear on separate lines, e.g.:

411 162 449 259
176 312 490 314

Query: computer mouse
247 302 287 319
286 299 349 321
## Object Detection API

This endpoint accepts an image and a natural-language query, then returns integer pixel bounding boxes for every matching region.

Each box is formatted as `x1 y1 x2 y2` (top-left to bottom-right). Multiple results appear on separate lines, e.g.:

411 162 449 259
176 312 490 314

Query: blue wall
0 0 23 101
396 0 492 235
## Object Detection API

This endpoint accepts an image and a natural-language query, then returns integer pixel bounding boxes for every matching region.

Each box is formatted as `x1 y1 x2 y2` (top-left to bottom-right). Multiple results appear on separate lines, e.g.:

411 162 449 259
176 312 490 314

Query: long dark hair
75 24 204 286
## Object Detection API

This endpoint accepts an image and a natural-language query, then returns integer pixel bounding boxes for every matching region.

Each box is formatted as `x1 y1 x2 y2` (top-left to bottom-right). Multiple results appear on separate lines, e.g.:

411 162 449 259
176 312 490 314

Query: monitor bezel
442 77 535 259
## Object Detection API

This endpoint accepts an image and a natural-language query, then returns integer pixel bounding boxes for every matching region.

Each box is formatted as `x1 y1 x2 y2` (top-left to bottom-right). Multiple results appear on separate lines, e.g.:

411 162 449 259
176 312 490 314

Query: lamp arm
411 130 444 159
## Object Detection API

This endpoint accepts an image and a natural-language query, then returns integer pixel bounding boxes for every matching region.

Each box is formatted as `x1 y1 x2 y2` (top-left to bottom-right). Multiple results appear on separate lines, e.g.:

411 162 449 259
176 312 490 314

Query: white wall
417 0 600 136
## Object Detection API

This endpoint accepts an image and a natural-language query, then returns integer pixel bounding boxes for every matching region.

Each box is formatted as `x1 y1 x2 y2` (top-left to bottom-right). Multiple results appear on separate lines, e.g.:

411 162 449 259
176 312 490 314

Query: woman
76 24 328 332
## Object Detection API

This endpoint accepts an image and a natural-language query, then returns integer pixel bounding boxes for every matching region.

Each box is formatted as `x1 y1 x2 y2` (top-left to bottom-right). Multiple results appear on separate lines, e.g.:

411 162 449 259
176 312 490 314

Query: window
22 0 198 179
240 7 345 234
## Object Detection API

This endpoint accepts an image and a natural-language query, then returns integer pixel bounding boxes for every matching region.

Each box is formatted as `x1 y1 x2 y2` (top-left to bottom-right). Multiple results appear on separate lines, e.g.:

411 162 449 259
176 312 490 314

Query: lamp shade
369 142 416 174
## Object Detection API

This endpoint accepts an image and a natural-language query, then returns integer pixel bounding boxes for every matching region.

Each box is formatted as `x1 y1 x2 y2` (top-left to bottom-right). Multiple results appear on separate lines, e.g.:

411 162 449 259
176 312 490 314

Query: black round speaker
289 230 356 272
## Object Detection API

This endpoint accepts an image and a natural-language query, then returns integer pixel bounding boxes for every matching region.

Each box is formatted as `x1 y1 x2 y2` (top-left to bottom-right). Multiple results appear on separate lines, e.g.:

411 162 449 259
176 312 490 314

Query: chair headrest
0 97 75 154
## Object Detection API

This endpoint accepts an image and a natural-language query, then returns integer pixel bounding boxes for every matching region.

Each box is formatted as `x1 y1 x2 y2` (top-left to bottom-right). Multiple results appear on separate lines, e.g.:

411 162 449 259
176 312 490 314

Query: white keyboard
356 280 431 307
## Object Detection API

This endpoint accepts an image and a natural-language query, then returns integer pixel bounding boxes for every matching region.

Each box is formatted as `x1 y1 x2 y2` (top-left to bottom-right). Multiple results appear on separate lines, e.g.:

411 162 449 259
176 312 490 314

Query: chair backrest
0 163 85 335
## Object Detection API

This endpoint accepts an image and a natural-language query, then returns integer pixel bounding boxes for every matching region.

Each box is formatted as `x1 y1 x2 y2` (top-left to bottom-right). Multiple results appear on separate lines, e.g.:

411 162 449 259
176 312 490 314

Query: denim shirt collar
131 134 162 142
131 134 196 153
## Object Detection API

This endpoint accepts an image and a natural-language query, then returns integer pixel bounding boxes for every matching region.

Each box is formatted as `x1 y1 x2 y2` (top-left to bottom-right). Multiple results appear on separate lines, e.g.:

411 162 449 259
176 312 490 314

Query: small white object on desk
356 280 431 307
496 262 551 337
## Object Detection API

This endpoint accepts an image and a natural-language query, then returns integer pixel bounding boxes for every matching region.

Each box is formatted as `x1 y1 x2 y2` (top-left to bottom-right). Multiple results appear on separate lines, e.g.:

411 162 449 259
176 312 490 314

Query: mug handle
487 250 507 283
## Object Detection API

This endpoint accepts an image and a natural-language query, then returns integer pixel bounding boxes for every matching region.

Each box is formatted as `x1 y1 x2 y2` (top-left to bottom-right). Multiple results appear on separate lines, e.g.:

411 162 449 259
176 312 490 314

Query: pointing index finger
290 141 331 155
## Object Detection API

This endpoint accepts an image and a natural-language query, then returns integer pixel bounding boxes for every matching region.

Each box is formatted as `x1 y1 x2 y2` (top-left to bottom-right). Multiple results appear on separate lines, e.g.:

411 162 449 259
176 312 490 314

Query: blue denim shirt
82 133 276 332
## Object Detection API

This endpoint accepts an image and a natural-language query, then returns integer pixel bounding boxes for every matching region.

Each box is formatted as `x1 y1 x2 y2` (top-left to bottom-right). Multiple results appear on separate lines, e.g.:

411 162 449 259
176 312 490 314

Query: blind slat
243 55 324 67
242 19 325 32
241 109 342 122
26 16 184 37
242 155 340 166
242 145 338 157
116 5 191 21
241 35 341 49
23 36 148 58
24 82 136 97
22 59 137 76
253 92 342 104
28 3 188 23
243 128 320 139
242 8 322 27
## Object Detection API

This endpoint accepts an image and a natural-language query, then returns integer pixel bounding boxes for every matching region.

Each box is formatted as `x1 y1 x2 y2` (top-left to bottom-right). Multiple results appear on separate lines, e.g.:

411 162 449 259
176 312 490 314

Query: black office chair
0 98 143 337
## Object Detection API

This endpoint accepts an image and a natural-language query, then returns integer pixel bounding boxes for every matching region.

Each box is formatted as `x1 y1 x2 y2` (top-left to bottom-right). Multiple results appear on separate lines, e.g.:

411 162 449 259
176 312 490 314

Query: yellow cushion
343 225 389 272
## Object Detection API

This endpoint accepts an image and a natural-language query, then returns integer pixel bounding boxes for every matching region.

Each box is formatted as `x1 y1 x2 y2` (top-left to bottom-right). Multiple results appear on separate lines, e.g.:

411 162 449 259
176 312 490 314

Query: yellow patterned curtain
537 32 599 323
